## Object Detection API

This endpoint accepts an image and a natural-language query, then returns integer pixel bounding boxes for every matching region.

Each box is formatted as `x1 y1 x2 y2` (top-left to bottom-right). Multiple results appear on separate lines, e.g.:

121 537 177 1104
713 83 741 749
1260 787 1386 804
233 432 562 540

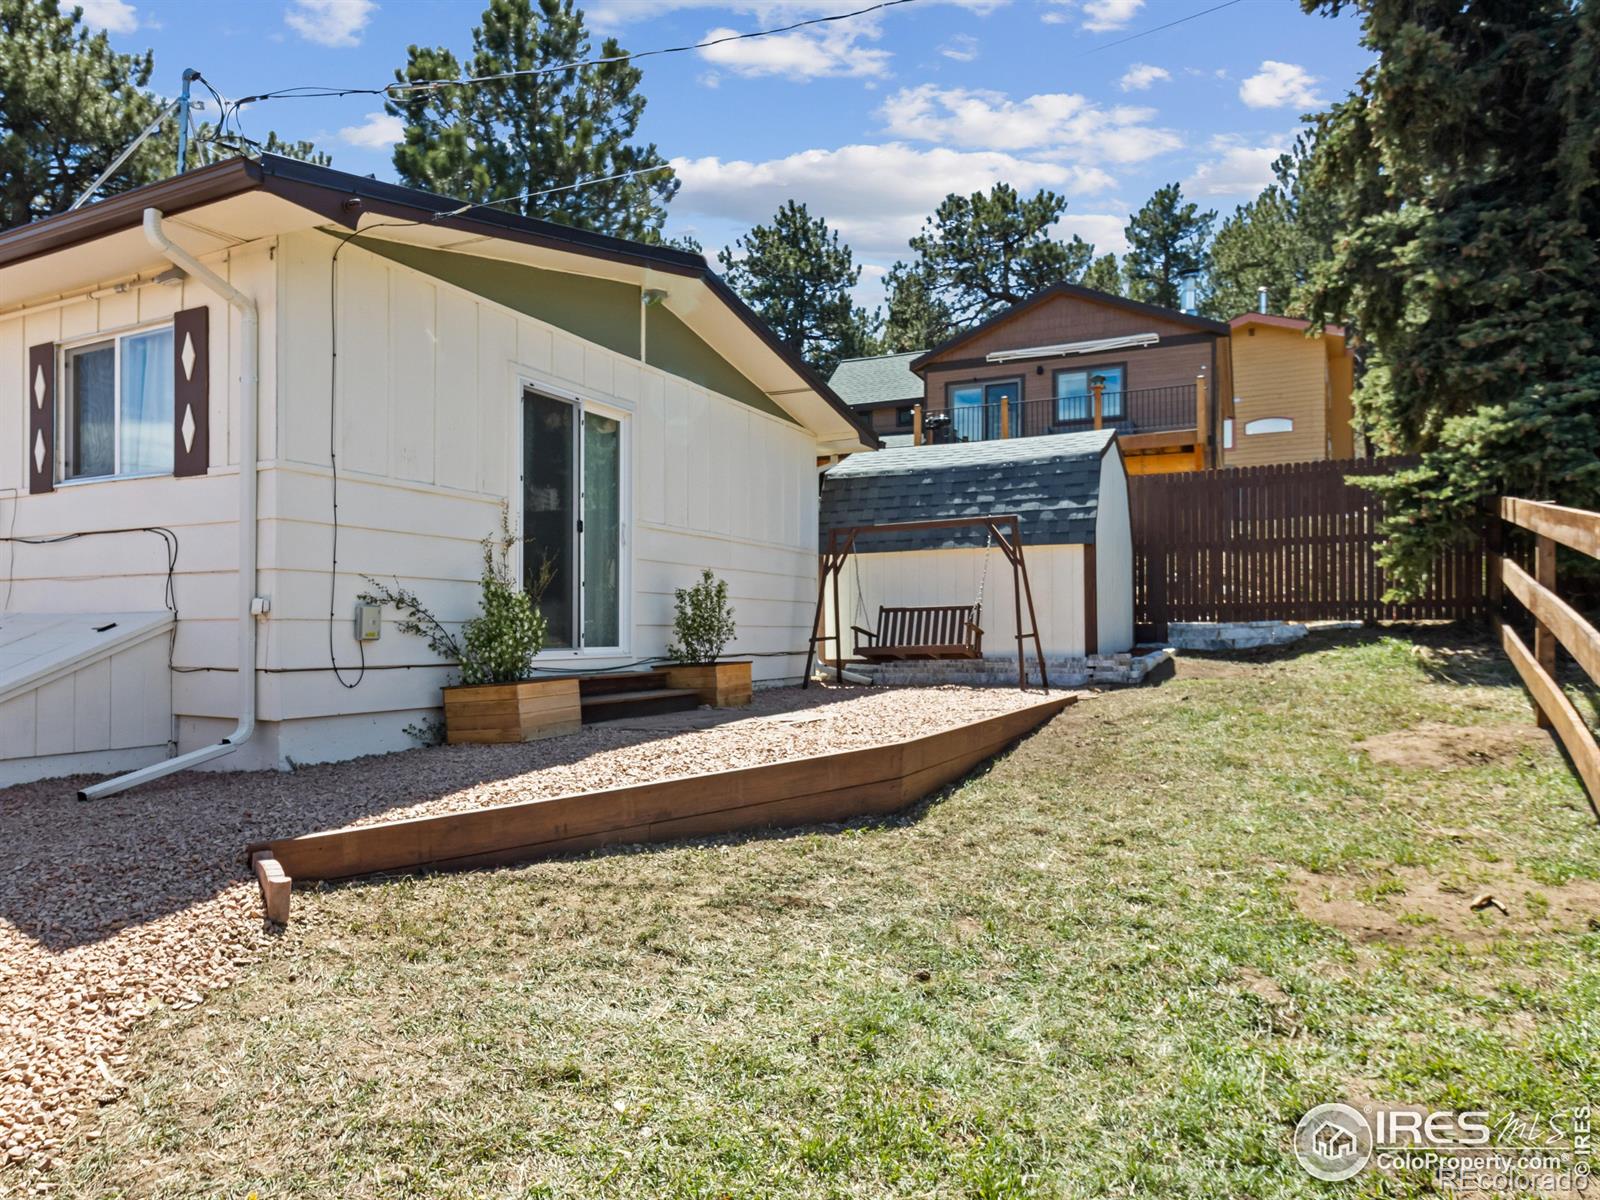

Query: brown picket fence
1130 458 1488 639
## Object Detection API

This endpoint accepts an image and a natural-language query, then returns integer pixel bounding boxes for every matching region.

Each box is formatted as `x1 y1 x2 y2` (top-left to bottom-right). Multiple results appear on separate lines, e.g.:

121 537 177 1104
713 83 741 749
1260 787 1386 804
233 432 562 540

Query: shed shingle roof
826 351 924 408
819 429 1115 552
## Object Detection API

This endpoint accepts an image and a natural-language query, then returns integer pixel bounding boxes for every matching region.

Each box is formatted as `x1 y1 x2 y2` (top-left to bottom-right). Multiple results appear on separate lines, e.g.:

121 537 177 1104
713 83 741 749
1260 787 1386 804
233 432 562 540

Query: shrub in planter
359 513 578 742
663 569 750 707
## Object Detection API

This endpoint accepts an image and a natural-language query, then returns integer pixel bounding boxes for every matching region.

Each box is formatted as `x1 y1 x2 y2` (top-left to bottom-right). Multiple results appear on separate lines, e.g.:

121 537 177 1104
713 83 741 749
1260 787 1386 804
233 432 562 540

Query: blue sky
78 0 1372 307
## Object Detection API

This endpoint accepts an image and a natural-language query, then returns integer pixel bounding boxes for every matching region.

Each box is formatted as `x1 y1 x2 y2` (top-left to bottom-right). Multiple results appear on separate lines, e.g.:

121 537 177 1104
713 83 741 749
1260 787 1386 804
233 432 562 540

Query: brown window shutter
27 342 54 494
173 306 210 477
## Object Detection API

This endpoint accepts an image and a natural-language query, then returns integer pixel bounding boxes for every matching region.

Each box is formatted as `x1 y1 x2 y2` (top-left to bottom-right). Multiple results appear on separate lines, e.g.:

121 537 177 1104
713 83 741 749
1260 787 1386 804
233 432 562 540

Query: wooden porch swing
804 514 1050 691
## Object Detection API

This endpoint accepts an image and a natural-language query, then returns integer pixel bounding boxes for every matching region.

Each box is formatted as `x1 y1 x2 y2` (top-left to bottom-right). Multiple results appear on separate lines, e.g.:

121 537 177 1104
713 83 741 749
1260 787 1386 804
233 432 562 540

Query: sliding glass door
521 388 627 652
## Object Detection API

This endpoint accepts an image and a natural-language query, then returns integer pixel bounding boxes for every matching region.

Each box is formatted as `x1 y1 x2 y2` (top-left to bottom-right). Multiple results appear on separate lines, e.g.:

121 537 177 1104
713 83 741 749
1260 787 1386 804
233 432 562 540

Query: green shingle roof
826 351 924 408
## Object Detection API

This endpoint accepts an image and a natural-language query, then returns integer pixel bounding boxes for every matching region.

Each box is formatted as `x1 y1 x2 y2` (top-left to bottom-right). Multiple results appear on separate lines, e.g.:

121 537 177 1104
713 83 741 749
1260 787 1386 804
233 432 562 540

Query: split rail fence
1130 458 1488 639
1495 498 1600 817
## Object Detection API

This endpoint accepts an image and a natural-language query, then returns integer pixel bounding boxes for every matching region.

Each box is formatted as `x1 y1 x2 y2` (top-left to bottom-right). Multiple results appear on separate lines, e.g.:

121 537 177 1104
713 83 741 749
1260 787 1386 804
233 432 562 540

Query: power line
1066 0 1247 60
205 0 916 128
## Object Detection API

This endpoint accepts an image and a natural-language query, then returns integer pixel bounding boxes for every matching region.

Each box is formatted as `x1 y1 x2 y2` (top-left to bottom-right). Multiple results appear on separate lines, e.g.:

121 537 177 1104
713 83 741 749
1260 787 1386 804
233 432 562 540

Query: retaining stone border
1167 621 1308 651
857 647 1174 689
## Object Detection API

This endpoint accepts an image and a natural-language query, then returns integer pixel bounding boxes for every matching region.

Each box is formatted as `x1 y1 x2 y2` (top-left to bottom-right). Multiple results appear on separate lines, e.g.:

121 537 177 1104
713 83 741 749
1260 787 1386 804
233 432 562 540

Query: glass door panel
522 389 576 648
984 380 1020 439
582 410 622 648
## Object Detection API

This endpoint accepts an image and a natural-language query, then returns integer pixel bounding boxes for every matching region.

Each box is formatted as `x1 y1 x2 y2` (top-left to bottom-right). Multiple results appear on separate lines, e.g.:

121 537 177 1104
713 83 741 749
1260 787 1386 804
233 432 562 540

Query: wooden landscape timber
248 694 1075 885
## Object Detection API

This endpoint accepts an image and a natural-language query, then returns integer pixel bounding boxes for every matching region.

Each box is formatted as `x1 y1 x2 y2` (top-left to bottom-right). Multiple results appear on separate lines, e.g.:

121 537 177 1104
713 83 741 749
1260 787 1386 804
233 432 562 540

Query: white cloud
1044 0 1144 31
697 19 889 79
1238 60 1322 109
1055 213 1129 257
284 0 376 48
1082 0 1143 31
1118 63 1169 92
939 33 980 62
338 111 404 149
590 0 1003 24
671 143 1120 262
77 0 139 31
1185 136 1286 197
879 85 1181 164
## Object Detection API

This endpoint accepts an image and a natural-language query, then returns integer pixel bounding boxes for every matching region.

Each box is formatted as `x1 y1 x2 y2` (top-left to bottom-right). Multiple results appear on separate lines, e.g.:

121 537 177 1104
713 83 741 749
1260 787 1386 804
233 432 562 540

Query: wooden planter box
442 678 581 744
662 660 753 708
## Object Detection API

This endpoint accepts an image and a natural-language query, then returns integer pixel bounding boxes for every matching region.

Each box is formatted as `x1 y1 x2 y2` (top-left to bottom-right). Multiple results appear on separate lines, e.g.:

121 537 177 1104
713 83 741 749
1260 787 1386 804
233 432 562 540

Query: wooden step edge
580 687 703 707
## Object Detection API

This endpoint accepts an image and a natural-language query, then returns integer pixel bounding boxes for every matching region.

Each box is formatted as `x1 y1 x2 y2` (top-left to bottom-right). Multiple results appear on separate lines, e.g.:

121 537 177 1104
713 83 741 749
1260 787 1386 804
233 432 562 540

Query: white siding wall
1094 449 1135 653
257 232 820 763
0 241 276 741
829 544 1089 659
3 230 827 773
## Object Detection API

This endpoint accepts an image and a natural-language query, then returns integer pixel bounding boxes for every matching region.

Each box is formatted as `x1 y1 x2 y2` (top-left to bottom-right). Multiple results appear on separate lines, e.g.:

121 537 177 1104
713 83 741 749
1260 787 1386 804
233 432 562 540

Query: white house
817 430 1134 671
0 155 876 788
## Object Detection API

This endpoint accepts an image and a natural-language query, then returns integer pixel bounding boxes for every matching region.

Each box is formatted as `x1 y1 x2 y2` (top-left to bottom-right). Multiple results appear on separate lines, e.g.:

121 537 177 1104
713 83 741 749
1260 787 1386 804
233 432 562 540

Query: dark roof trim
0 157 263 270
0 154 877 449
910 282 1231 372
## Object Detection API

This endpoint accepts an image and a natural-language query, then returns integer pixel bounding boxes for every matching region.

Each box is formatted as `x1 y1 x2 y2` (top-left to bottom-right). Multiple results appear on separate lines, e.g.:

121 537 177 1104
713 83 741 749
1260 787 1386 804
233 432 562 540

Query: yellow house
1224 314 1355 466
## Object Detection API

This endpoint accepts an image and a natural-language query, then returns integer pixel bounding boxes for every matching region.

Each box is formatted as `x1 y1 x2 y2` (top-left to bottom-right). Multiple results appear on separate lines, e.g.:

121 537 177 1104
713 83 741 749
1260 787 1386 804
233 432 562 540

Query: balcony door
950 379 1022 441
521 387 627 653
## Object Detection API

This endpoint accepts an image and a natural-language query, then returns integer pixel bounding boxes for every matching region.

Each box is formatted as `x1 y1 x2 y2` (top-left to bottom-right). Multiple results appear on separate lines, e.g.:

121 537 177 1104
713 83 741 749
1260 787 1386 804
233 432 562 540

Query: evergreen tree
1123 183 1215 309
718 201 873 375
0 2 328 228
1302 0 1600 594
880 259 954 352
1202 138 1334 320
1080 252 1124 297
388 0 676 241
906 184 1094 326
0 0 174 227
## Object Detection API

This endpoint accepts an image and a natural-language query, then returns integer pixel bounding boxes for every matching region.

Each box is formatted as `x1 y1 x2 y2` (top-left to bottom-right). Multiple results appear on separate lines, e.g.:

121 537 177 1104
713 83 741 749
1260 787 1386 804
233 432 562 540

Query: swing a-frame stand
804 514 1050 692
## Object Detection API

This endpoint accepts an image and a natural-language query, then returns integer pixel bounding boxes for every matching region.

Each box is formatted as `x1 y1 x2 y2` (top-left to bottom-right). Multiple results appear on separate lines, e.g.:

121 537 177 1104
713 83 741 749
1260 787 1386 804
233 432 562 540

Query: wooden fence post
913 403 923 447
1092 380 1104 431
1000 396 1010 440
1534 533 1557 729
1193 370 1208 471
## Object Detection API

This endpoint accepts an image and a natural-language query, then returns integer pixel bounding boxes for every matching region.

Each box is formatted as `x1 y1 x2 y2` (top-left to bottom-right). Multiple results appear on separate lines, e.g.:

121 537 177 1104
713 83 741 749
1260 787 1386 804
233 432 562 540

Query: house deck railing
926 385 1198 444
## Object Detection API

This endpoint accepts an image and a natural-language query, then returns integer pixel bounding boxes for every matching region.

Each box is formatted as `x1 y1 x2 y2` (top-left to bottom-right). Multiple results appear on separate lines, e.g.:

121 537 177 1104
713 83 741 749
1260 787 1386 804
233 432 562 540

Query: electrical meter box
355 603 382 641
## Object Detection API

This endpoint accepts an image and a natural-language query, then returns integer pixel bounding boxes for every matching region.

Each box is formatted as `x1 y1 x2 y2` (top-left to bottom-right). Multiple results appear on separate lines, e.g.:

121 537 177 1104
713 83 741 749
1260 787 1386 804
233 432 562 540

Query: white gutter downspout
78 208 259 799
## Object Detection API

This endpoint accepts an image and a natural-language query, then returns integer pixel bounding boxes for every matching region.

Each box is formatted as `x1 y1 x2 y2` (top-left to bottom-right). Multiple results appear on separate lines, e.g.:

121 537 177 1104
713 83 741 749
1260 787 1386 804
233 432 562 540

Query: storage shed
818 429 1132 664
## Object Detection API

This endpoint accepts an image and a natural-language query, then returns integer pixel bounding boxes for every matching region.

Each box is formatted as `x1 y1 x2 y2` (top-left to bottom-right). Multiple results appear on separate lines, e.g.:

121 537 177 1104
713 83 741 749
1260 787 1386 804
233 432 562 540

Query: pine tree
389 0 676 241
906 184 1094 327
1123 183 1215 310
1080 253 1124 297
1302 0 1600 594
718 201 874 375
880 260 954 352
0 0 174 227
1202 139 1334 320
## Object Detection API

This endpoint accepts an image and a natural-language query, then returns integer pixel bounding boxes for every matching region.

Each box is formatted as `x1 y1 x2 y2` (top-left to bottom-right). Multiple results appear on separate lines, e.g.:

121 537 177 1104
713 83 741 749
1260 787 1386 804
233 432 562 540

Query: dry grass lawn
37 627 1600 1198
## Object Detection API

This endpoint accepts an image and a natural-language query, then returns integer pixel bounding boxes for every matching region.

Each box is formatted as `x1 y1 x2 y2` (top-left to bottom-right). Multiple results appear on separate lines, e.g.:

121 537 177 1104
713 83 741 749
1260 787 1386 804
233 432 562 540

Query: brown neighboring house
907 283 1232 475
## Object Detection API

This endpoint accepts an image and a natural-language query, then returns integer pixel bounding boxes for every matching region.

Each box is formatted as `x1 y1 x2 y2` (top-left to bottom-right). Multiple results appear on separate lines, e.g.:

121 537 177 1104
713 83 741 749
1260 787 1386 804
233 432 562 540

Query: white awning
985 332 1159 364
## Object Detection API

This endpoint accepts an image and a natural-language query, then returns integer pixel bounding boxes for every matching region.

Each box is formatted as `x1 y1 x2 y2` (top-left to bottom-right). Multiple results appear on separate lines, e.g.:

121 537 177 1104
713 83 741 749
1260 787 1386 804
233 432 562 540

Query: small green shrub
359 506 548 686
667 569 737 665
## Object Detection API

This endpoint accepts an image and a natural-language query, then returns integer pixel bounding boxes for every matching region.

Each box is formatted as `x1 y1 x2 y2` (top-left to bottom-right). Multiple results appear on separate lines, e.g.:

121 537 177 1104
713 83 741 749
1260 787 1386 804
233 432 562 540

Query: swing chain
974 529 993 609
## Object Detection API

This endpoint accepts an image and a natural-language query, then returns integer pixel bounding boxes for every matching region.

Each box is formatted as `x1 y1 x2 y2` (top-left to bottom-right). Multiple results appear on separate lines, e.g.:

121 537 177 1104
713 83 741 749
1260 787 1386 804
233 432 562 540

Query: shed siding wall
1094 450 1134 653
828 545 1089 659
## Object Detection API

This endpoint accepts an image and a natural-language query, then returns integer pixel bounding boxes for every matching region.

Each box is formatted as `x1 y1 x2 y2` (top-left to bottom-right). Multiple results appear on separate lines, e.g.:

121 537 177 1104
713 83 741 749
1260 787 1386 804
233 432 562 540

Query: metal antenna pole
175 68 200 174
